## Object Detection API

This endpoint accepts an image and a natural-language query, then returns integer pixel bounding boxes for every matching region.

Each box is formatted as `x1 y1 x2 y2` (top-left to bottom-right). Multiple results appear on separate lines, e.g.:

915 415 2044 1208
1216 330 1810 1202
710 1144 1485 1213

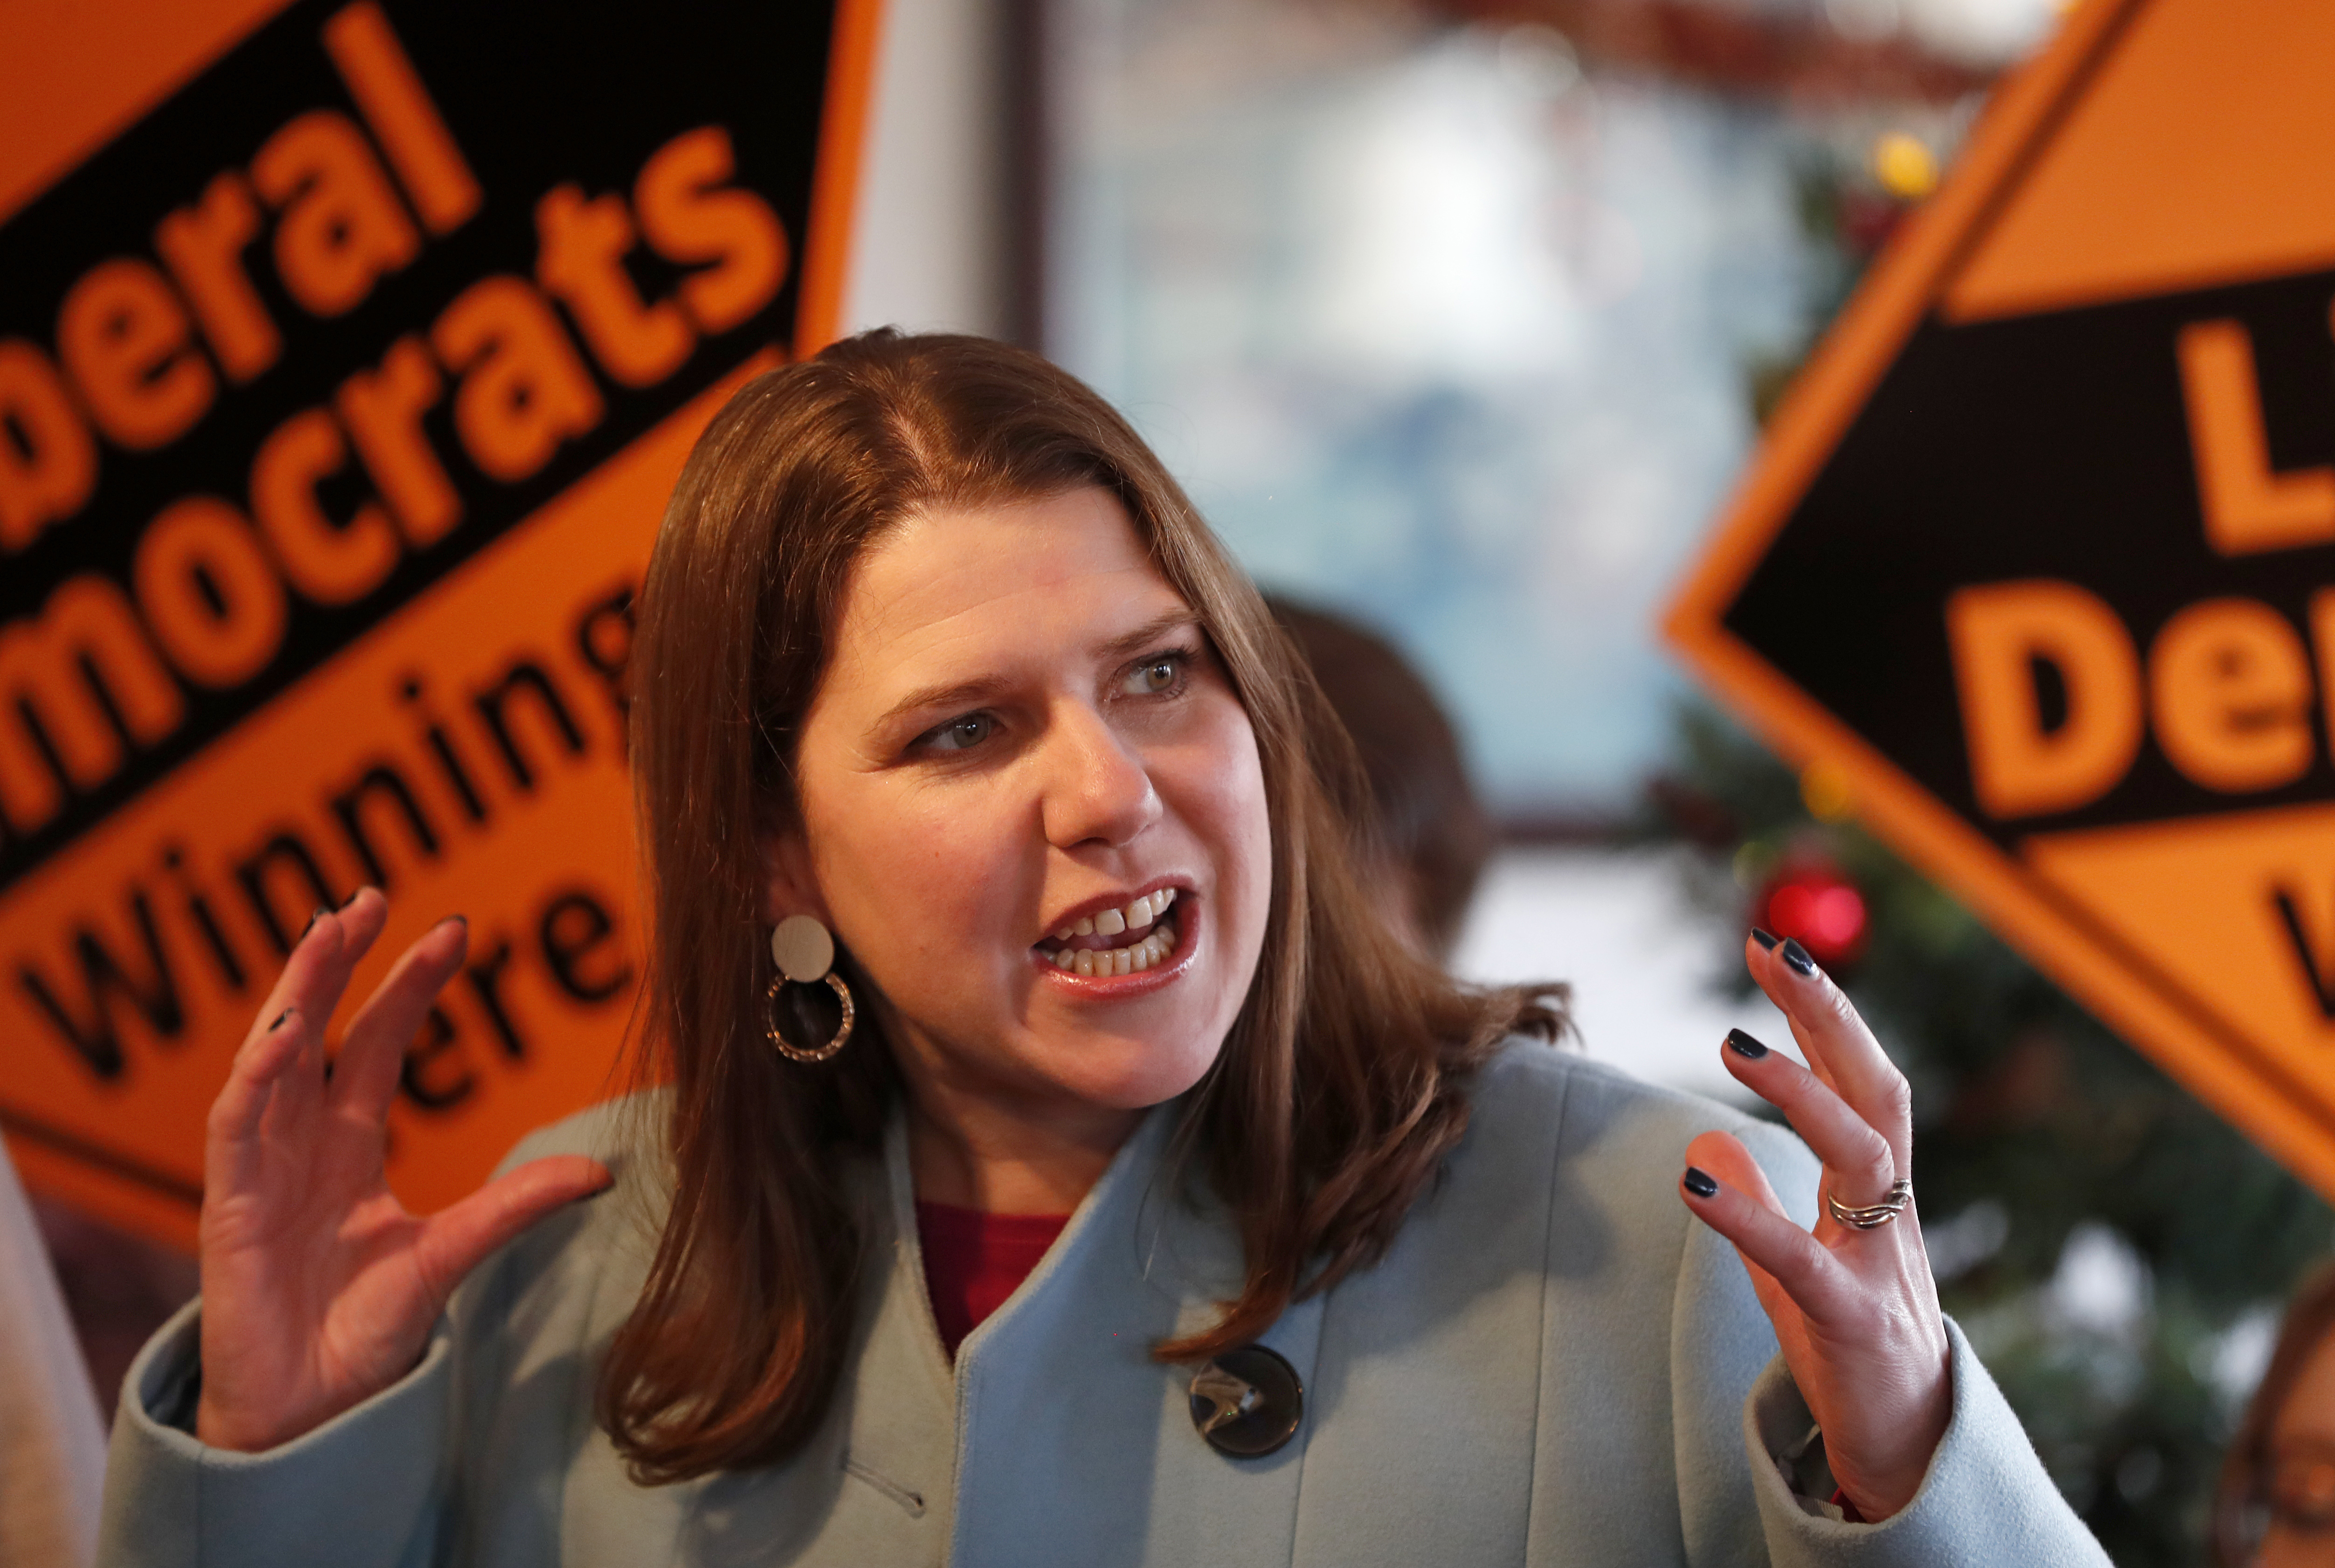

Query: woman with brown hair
100 332 2102 1565
2216 1263 2335 1567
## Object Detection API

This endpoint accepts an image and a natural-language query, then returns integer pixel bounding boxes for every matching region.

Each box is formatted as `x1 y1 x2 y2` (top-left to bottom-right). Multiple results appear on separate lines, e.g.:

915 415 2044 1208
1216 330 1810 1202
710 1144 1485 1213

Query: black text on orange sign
25 572 638 1087
1949 310 2335 821
1723 265 2335 848
0 0 834 899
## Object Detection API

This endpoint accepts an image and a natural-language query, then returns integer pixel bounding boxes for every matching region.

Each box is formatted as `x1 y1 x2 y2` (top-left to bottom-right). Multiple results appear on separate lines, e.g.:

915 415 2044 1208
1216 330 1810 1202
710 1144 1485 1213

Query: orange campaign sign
1665 0 2335 1198
0 0 878 1248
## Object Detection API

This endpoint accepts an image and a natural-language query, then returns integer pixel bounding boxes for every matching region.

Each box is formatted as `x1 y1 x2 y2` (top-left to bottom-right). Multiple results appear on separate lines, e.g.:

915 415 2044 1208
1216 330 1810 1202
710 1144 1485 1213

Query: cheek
803 777 1019 975
1227 749 1273 916
1173 702 1273 924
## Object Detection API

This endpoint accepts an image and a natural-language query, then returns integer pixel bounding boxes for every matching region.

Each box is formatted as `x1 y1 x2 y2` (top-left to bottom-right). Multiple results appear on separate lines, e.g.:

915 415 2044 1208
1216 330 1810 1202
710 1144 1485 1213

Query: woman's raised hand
1678 933 1952 1522
195 890 610 1452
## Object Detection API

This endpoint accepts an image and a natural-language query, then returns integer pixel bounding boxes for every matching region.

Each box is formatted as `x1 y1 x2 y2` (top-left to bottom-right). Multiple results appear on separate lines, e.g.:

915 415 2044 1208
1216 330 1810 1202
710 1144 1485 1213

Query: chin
1047 1034 1224 1112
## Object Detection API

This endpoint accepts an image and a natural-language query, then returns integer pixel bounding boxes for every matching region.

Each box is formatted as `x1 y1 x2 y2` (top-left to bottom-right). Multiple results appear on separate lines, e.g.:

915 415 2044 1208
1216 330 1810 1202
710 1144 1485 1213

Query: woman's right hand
195 889 611 1452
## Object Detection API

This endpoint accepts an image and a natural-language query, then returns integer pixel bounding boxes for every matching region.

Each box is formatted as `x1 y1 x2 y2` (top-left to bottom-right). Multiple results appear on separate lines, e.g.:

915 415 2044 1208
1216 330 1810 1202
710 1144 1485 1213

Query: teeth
1050 890 1177 947
1041 896 1185 978
1045 918 1181 977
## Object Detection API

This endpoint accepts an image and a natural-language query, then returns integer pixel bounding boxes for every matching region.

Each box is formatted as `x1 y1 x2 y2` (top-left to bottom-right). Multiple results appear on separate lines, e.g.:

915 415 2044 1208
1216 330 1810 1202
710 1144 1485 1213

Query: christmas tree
1649 706 2327 1564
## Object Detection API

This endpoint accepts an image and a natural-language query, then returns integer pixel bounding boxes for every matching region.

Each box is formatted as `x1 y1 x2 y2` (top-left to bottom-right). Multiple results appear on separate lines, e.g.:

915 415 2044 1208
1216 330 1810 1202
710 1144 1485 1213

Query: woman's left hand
1679 932 1952 1523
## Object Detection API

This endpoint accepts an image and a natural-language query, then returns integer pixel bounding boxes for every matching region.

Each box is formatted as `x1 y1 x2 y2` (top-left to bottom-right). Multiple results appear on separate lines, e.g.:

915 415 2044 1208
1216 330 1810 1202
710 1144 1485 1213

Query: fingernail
304 905 331 936
1683 1167 1719 1199
439 913 468 930
1749 927 1779 951
1725 1027 1769 1060
340 888 364 909
268 1007 297 1031
1780 938 1819 977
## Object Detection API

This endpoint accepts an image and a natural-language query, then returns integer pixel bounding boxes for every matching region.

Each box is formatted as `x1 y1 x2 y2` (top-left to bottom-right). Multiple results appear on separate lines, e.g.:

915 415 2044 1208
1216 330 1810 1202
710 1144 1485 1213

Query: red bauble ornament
1756 854 1869 969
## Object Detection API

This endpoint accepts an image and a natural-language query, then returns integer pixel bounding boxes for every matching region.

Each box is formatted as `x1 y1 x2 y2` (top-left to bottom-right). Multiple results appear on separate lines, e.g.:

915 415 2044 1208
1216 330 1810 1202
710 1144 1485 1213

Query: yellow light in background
1801 759 1856 822
1871 132 1940 200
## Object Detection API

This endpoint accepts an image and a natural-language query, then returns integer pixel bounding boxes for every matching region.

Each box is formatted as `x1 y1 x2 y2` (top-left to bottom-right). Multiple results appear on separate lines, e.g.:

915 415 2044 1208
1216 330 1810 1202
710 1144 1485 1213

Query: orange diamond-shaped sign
1665 0 2335 1197
0 0 878 1250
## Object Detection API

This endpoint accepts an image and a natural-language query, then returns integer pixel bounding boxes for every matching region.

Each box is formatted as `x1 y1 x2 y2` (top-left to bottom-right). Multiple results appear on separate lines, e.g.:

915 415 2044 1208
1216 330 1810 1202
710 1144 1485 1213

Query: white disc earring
765 914 854 1063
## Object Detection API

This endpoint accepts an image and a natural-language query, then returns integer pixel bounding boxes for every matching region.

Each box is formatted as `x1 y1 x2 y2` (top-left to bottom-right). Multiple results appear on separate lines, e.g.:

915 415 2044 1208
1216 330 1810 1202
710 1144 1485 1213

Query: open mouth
1034 887 1184 978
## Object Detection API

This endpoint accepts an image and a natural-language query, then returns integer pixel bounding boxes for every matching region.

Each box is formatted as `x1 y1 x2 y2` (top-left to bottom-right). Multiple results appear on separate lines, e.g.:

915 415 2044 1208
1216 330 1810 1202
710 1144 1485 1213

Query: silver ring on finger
1827 1178 1912 1230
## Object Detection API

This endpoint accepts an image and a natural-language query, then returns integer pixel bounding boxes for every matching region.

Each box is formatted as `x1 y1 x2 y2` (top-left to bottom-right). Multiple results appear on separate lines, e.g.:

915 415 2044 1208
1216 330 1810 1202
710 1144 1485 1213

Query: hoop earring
765 915 855 1063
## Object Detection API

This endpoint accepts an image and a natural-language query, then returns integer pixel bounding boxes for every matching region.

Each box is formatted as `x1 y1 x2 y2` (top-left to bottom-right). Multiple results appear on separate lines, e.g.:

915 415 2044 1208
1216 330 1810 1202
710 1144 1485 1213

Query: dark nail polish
1749 927 1780 951
1725 1027 1769 1060
1683 1166 1719 1199
268 1007 296 1031
1780 938 1818 977
440 913 468 929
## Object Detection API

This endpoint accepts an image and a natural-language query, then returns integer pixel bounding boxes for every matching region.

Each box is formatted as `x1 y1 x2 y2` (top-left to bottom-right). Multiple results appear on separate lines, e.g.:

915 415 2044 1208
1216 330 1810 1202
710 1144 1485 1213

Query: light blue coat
97 1042 2107 1567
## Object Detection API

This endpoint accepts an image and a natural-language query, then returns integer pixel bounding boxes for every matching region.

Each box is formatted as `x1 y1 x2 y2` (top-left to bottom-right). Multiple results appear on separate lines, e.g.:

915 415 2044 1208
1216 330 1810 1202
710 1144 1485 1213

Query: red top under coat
915 1199 1070 1358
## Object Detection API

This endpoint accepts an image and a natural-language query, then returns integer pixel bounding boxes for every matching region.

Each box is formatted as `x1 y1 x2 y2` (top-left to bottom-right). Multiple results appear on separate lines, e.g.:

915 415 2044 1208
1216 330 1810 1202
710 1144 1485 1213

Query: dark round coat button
1188 1344 1303 1457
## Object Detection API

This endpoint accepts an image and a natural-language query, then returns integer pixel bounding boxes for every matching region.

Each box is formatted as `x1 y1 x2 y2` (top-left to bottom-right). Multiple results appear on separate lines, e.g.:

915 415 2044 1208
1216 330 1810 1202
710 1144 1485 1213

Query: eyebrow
873 609 1203 732
1098 608 1203 662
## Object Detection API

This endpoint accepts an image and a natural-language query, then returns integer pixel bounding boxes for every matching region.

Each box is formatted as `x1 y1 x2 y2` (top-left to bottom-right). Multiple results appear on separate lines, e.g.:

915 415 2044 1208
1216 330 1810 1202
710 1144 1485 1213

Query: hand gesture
196 889 610 1452
1678 933 1951 1521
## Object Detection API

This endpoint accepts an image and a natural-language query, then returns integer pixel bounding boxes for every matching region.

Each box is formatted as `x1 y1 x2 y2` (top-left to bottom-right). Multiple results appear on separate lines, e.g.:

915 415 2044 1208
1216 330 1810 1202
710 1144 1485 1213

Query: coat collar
877 1095 1249 1347
870 1096 1324 1567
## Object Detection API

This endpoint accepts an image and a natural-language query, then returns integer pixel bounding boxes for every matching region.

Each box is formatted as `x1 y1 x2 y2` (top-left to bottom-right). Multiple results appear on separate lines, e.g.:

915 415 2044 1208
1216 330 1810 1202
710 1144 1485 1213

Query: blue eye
1123 654 1184 696
923 713 994 752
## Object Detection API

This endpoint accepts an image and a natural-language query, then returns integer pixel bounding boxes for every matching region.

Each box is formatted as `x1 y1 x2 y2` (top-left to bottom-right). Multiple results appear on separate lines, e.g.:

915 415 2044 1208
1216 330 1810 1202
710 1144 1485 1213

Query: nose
1040 700 1162 851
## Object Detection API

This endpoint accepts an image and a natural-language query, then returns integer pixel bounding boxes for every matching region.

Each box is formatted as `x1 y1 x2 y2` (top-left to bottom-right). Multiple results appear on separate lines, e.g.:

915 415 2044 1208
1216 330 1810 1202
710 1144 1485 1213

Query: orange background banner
0 0 875 1249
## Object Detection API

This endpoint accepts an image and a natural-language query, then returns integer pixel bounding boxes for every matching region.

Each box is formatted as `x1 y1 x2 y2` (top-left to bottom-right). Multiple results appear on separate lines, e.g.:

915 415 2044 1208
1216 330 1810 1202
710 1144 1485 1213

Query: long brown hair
2214 1261 2335 1566
600 330 1567 1483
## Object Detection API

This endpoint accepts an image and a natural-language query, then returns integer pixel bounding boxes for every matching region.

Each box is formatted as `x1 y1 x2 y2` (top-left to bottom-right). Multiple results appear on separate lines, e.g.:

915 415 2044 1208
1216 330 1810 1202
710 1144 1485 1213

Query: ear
755 821 830 927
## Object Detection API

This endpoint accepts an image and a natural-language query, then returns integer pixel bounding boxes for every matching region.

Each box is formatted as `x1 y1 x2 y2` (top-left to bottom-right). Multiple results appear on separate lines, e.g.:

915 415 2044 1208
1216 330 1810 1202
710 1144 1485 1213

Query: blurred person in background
1265 596 1492 961
2217 1263 2335 1566
0 1138 105 1568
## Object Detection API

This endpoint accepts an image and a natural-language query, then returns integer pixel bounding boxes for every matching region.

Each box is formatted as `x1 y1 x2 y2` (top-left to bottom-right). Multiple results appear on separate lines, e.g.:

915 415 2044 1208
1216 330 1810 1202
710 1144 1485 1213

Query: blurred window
1047 0 2042 817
